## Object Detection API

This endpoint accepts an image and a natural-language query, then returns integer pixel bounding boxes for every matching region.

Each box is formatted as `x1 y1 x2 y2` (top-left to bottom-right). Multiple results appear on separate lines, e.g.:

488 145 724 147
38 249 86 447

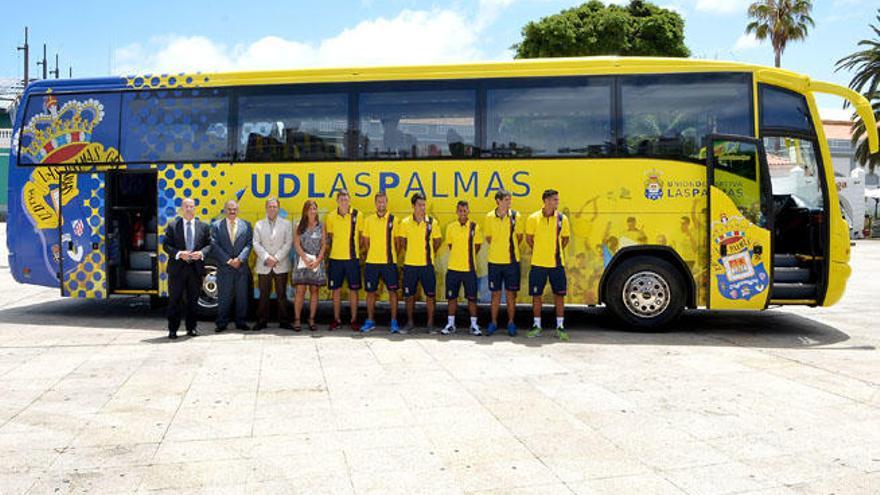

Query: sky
1 0 877 114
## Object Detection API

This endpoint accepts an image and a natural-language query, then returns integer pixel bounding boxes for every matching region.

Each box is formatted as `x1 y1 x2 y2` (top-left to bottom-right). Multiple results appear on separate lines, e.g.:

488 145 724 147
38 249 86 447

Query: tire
196 262 220 320
604 255 686 331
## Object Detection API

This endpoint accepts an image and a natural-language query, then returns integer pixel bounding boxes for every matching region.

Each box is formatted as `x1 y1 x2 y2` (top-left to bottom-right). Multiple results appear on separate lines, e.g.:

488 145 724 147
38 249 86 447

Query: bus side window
121 88 231 163
485 78 613 158
357 89 476 160
236 91 348 162
620 73 753 163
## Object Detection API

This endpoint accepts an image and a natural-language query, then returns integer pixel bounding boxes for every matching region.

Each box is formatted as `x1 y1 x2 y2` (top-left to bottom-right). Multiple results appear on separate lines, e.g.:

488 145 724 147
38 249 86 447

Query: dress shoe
168 331 178 340
215 325 227 333
253 322 268 331
279 322 295 330
186 328 199 337
236 323 251 331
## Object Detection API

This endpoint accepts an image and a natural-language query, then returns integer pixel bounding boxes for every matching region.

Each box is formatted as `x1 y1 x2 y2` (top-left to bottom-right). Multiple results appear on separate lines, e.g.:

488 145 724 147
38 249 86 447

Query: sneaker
486 322 498 336
507 322 518 337
401 322 416 334
469 325 482 336
361 320 376 333
329 320 341 331
527 325 543 339
389 319 400 334
555 326 570 342
428 326 440 335
440 324 456 335
350 321 360 332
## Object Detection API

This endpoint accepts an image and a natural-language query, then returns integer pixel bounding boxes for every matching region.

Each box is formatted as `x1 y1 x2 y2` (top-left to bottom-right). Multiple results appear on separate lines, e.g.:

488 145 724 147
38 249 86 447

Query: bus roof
26 56 811 92
21 56 878 153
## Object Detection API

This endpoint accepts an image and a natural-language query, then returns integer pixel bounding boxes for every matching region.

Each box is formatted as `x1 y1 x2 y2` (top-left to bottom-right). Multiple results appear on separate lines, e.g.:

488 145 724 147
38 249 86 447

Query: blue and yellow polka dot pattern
63 173 106 299
124 72 211 89
157 163 234 296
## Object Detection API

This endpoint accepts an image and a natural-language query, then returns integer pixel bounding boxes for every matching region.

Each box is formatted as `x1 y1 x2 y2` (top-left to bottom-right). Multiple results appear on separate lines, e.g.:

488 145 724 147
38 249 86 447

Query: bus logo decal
712 215 768 301
644 170 663 201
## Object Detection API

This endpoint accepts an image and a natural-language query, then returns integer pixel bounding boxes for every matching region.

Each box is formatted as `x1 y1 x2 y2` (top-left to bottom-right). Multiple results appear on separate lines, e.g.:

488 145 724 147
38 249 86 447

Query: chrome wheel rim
199 265 219 309
622 271 670 318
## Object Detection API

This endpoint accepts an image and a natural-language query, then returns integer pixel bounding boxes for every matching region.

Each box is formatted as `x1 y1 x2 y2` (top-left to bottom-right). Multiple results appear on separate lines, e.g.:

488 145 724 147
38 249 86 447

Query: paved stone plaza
0 229 878 494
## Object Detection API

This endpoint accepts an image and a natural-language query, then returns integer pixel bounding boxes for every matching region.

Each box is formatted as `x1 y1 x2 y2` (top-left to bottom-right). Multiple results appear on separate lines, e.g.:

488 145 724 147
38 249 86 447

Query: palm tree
745 0 814 68
836 10 880 171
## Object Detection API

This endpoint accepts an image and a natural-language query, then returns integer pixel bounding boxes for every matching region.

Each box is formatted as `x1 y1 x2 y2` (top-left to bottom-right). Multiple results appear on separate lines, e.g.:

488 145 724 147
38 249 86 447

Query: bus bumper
823 261 851 307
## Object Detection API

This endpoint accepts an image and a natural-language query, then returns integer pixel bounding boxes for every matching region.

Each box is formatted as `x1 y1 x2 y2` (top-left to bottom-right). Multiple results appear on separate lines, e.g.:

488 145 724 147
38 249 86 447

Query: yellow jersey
525 209 571 268
363 212 400 264
325 208 364 260
445 220 483 272
484 209 524 264
399 215 441 266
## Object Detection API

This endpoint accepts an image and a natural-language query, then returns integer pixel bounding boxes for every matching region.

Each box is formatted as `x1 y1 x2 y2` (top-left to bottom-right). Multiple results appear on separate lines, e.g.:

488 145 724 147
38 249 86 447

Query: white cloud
477 0 518 29
114 8 486 75
733 32 762 51
695 0 751 15
660 4 687 14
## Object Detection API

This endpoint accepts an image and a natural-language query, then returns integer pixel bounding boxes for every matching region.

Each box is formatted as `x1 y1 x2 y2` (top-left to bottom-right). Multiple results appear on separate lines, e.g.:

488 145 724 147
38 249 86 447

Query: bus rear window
121 88 230 163
759 84 813 133
485 79 613 158
237 91 348 162
620 73 753 162
18 92 122 166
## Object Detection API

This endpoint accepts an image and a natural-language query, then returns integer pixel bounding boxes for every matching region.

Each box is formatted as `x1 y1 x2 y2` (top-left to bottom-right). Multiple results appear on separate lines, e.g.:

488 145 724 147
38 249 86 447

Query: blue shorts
364 263 399 293
446 270 478 301
328 259 361 290
528 266 567 296
403 265 436 298
487 262 521 292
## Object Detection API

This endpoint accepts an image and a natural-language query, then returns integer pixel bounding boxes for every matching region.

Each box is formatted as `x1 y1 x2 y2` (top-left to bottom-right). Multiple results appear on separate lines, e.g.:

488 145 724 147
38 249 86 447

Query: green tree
513 0 690 59
745 0 814 68
836 10 880 170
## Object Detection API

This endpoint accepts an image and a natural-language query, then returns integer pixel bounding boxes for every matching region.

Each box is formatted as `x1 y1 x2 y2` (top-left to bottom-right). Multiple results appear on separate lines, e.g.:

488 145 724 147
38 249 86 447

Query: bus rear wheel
197 263 220 320
605 256 685 331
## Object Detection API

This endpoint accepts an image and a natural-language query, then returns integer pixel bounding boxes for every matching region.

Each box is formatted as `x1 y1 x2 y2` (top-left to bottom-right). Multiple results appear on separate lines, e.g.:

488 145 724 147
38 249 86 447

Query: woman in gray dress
292 200 327 331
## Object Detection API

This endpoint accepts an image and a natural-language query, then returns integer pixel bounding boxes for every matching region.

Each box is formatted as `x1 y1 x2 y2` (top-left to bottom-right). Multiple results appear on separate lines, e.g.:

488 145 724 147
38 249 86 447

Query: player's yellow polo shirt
484 209 524 264
399 215 441 266
325 208 363 260
445 220 482 272
525 209 571 268
363 212 399 264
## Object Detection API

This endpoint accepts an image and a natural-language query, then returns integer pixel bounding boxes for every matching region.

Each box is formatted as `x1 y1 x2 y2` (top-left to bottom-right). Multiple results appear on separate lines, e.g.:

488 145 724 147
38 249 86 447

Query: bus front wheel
605 256 685 331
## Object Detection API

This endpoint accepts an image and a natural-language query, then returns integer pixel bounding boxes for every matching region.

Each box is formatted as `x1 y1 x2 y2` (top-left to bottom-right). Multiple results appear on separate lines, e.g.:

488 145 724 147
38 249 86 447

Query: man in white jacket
253 197 294 330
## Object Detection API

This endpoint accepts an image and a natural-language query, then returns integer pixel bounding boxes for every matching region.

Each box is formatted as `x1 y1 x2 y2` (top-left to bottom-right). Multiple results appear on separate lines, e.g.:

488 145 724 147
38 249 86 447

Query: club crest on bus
644 170 663 201
18 95 122 286
711 214 768 301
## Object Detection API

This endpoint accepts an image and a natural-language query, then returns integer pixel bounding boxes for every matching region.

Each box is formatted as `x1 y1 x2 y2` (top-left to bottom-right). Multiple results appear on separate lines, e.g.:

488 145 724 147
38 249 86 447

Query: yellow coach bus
7 57 878 329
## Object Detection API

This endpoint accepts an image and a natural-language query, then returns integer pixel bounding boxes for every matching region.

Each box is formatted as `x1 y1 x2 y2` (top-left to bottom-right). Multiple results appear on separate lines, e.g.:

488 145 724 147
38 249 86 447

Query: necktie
185 221 194 252
229 220 237 244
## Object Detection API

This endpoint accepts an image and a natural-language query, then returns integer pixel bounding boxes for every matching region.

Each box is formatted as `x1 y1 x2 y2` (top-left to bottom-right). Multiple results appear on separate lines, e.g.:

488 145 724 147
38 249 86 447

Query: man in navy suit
163 197 212 340
211 199 253 332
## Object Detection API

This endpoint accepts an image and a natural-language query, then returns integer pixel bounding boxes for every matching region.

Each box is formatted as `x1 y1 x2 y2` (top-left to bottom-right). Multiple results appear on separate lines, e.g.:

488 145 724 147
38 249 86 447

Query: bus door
705 135 773 310
58 171 107 299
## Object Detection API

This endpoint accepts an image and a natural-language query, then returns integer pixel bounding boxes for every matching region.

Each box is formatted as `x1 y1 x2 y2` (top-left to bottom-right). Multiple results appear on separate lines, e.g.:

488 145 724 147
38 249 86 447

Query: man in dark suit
163 197 212 340
211 199 253 332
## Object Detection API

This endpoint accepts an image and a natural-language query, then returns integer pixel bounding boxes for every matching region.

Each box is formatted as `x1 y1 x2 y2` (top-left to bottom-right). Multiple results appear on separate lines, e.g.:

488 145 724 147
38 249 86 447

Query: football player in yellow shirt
325 190 364 331
441 200 483 336
484 189 524 336
525 189 571 341
396 192 442 333
361 191 402 333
